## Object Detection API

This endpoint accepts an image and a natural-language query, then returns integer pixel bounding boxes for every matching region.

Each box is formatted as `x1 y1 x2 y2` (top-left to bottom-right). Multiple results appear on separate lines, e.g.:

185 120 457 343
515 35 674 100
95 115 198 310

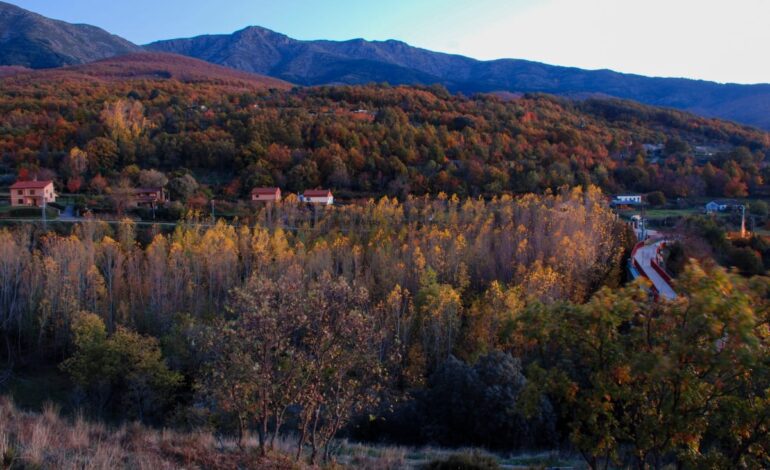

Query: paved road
634 240 677 300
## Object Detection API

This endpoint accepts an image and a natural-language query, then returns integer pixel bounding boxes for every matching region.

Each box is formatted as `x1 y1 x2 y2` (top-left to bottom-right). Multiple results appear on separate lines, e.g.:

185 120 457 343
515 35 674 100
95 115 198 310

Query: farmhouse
251 187 281 202
9 180 56 207
301 189 334 205
133 187 167 207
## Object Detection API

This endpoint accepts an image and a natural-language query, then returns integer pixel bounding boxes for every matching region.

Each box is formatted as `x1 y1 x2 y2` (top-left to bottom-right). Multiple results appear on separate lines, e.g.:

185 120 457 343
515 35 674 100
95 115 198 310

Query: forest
0 188 768 468
1 71 770 468
1 73 769 203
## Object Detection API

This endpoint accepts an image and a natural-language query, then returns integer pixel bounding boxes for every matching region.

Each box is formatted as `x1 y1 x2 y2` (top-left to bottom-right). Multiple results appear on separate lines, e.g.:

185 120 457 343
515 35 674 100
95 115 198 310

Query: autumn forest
1 65 770 469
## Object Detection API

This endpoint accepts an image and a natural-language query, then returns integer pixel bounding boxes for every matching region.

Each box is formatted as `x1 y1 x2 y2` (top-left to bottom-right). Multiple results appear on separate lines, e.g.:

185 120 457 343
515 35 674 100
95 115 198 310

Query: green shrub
9 206 59 219
422 452 501 470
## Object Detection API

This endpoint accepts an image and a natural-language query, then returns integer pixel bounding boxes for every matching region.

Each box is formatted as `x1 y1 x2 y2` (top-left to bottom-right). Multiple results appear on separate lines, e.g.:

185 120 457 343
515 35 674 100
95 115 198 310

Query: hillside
0 1 139 68
6 52 293 89
147 26 770 130
0 73 768 202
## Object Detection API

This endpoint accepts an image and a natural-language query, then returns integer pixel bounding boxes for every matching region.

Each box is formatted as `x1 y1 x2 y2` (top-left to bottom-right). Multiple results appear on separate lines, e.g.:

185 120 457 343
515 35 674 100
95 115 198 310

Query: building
301 189 334 205
705 200 736 213
9 180 56 207
133 187 167 207
611 194 643 206
251 187 281 202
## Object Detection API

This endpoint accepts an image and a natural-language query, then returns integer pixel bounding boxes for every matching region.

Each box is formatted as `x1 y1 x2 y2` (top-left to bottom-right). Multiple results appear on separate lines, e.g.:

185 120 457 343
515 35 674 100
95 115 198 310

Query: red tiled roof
251 187 281 195
303 189 332 197
10 180 53 189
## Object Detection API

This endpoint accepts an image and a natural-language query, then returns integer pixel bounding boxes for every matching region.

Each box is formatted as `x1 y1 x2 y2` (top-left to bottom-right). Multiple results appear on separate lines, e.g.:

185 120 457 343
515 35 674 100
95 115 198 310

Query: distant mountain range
2 0 770 129
0 1 138 68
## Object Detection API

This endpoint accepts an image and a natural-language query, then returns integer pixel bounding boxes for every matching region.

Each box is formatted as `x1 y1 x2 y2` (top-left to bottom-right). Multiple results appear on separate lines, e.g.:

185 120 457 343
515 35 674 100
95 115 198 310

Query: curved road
633 240 677 300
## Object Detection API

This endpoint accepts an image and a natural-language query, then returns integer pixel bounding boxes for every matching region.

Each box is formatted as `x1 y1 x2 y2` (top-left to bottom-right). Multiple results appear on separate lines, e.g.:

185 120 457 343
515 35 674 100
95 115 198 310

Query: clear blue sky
9 0 770 84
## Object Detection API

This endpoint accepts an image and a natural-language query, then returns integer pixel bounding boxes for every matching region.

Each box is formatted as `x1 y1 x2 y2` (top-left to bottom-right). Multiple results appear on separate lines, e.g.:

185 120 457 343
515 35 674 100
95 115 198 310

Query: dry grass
0 396 304 469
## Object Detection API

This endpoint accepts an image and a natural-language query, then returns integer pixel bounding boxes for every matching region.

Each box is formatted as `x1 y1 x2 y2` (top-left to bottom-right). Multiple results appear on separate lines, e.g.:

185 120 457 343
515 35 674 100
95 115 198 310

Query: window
17 199 23 204
30 190 35 195
17 190 22 195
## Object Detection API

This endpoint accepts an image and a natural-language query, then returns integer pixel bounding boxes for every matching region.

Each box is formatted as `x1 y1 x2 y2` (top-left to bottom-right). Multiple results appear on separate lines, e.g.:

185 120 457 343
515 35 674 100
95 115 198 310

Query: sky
9 0 770 84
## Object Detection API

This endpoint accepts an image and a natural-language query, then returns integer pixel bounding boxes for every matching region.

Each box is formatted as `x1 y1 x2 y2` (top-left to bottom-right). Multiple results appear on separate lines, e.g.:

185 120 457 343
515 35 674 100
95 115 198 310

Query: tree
420 352 555 449
646 191 666 207
66 177 83 193
61 312 181 421
516 262 767 469
86 138 119 174
89 174 108 195
198 270 307 453
101 99 149 142
62 147 88 178
294 273 382 464
138 169 168 189
168 174 199 201
110 178 135 215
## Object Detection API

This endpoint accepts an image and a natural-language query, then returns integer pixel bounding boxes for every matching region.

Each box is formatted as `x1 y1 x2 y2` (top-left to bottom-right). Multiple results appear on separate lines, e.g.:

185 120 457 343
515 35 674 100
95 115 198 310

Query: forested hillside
1 57 770 469
1 69 769 201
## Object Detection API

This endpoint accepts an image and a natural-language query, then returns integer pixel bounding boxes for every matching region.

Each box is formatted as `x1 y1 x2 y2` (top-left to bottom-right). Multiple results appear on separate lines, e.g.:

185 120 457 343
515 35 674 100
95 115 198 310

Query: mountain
1 1 769 130
147 26 770 130
2 52 292 89
0 0 139 68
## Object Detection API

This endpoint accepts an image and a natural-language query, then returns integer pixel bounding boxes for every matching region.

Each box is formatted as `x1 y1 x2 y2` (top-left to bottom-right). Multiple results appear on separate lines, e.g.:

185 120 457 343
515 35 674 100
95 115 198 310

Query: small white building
301 189 334 205
612 194 643 206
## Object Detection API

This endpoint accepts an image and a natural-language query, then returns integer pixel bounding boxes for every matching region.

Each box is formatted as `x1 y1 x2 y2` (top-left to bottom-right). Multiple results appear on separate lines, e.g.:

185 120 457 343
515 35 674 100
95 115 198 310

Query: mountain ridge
0 0 139 68
145 25 770 129
1 1 770 129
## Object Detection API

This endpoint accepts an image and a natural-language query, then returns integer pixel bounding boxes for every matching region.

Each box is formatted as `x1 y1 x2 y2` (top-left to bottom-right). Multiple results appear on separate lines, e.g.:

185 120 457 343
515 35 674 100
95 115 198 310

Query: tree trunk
295 409 313 462
237 413 246 449
270 406 287 449
309 406 321 465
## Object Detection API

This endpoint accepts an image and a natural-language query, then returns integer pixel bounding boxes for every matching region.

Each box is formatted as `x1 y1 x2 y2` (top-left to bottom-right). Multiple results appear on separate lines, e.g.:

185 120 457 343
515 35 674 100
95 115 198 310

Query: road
633 239 677 300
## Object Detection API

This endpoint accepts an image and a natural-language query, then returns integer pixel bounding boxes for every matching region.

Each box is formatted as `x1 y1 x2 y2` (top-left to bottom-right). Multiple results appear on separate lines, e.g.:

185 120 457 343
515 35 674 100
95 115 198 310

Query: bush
646 191 666 207
8 206 59 219
61 312 182 422
362 353 557 451
728 247 764 275
664 242 687 276
750 200 768 217
423 452 500 470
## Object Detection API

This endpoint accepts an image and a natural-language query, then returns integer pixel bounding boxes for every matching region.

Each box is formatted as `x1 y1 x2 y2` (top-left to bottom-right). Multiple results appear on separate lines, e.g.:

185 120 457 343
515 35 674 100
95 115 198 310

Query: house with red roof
301 189 334 205
133 187 167 207
9 180 56 207
251 187 281 202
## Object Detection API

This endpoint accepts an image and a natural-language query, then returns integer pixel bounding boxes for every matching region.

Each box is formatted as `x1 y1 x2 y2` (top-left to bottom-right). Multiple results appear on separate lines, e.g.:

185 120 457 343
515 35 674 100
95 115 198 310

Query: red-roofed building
251 187 281 202
9 180 56 207
301 189 334 205
133 187 167 207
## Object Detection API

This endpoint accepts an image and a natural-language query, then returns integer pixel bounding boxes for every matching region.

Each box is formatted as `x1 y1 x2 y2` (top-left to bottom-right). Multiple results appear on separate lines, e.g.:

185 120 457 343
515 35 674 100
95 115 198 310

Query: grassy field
618 207 701 220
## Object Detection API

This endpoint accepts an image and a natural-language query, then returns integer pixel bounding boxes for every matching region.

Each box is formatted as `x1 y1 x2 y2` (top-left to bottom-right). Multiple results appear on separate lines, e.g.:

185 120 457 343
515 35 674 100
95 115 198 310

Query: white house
301 189 334 205
611 194 643 206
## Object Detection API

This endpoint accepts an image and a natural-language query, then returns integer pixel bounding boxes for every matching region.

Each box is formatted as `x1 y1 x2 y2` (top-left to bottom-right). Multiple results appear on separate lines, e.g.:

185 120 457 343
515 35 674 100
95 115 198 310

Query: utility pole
740 205 747 238
211 199 215 223
42 199 46 231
